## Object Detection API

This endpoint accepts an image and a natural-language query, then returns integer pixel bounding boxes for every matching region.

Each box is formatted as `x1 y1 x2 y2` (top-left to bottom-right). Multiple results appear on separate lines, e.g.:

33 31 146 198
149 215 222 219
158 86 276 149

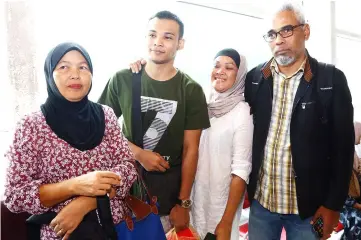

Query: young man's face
146 18 184 64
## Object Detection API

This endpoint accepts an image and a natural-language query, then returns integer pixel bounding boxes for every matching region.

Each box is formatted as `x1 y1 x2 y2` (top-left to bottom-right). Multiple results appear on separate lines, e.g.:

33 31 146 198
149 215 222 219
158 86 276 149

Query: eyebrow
149 30 175 36
268 24 293 33
57 61 88 65
215 61 236 66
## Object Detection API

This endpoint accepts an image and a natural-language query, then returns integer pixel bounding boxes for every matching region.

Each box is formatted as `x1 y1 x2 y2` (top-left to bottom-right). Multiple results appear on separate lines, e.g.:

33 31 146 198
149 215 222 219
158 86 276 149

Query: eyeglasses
263 24 305 42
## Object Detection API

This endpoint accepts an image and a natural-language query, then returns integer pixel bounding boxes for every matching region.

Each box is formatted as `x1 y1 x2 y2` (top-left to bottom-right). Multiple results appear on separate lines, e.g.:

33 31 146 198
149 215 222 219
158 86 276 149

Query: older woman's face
53 50 92 102
211 56 238 93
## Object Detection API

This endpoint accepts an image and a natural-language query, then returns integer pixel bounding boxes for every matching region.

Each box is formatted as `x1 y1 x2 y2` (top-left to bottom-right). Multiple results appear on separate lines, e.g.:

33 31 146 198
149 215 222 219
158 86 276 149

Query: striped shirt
254 58 307 214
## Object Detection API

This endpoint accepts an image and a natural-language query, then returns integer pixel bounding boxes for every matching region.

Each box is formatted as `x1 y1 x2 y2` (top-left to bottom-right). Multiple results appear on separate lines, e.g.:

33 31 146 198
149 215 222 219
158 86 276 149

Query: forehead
214 56 236 65
271 10 300 30
147 18 180 36
60 50 86 62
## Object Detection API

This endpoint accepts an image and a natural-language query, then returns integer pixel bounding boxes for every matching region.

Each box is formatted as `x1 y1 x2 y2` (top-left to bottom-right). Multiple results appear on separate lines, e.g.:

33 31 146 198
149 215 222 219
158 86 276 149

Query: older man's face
268 10 310 66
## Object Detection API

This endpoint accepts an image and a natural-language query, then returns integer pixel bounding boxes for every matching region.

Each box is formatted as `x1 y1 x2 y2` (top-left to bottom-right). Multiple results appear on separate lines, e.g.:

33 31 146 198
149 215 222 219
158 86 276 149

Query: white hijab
208 54 248 118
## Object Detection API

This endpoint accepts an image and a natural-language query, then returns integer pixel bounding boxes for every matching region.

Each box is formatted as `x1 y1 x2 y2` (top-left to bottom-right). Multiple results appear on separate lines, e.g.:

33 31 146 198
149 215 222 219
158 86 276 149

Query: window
334 1 361 121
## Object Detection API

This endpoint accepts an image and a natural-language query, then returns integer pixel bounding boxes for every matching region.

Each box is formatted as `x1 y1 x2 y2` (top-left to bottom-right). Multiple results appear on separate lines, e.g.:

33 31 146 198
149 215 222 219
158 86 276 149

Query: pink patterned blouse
4 105 137 239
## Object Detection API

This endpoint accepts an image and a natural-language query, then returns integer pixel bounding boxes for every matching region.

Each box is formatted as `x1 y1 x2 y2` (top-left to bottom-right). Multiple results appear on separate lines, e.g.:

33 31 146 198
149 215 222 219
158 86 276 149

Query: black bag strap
131 70 143 148
317 62 334 124
96 195 117 240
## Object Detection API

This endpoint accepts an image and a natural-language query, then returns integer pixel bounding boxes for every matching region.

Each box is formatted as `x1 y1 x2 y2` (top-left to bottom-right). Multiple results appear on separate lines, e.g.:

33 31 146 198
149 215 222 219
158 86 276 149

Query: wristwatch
175 198 192 208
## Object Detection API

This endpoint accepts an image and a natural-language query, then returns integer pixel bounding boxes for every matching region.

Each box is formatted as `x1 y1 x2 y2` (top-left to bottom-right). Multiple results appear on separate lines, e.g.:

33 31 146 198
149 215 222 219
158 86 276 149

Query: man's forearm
128 141 142 160
179 146 198 200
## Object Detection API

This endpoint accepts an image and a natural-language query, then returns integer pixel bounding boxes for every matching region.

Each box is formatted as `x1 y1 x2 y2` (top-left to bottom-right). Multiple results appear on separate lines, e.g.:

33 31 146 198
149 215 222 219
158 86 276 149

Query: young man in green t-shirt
98 11 210 232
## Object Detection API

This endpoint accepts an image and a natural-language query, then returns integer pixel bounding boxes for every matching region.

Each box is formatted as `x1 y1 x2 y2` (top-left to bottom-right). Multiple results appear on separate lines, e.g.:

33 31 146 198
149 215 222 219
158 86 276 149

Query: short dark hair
149 10 184 39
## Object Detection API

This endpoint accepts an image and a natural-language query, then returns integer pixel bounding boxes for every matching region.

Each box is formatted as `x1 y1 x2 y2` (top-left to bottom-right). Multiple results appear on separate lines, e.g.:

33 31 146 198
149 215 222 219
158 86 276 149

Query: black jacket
245 54 355 219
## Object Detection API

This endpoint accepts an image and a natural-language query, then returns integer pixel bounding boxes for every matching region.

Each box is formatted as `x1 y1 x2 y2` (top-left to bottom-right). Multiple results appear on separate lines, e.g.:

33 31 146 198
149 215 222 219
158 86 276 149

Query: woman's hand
50 197 96 240
70 171 121 197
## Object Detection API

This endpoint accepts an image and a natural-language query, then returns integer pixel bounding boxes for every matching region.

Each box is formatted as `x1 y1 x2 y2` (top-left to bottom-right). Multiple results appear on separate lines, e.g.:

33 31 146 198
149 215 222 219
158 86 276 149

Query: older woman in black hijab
4 42 137 239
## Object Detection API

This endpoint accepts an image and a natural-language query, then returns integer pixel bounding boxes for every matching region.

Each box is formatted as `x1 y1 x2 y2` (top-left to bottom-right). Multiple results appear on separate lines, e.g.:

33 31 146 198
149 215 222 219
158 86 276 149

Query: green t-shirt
98 68 210 214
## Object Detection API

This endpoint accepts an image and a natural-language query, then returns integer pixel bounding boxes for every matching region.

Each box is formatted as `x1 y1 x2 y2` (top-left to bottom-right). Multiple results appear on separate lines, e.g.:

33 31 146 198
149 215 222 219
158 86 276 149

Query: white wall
1 0 360 194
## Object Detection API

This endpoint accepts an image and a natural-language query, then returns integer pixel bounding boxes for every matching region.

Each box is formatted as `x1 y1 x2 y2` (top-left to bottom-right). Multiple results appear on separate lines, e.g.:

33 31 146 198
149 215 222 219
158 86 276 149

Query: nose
216 68 225 75
153 36 163 47
275 33 285 45
70 67 80 80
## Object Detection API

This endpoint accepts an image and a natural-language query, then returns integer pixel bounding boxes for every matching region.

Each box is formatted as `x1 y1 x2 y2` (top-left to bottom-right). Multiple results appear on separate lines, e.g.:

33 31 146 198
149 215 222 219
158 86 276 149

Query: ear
304 23 310 41
177 38 185 50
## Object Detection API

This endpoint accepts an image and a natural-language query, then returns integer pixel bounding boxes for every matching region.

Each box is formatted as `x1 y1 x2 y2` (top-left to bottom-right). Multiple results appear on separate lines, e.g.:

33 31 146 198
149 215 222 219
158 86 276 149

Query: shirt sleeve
324 68 355 211
104 107 137 199
98 72 123 118
231 104 254 183
4 116 50 214
184 83 211 130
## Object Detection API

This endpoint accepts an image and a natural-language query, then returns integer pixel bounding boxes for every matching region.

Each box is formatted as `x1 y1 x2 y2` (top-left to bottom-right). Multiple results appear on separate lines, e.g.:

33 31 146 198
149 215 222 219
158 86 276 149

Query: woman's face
211 56 238 93
53 50 92 102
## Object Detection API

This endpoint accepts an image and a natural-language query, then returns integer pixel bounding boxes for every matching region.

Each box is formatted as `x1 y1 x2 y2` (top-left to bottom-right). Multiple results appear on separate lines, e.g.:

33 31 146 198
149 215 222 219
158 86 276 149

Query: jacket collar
261 50 314 82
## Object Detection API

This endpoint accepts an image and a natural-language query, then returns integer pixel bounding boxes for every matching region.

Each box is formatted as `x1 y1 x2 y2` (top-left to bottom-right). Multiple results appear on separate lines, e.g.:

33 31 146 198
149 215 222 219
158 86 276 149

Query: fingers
56 228 65 237
321 233 331 240
140 58 146 65
322 225 333 240
96 171 121 181
50 219 57 229
99 176 121 186
174 223 188 232
310 212 321 225
156 164 167 172
62 232 71 240
159 159 170 170
129 60 143 73
156 153 170 169
129 63 137 73
50 220 67 237
53 223 65 237
98 183 113 191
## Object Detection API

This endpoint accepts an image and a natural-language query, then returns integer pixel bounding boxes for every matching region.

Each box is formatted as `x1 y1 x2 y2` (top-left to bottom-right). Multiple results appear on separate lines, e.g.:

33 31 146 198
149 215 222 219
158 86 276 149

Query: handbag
115 70 166 240
26 195 117 240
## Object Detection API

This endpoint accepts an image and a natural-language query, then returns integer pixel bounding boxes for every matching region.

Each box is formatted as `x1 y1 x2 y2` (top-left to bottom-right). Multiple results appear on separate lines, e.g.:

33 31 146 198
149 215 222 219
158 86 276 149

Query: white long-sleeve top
191 101 253 240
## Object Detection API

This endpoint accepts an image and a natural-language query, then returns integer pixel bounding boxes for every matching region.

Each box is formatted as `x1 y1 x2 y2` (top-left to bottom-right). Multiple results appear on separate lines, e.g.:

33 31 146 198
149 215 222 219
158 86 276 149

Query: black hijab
41 42 105 151
214 48 241 68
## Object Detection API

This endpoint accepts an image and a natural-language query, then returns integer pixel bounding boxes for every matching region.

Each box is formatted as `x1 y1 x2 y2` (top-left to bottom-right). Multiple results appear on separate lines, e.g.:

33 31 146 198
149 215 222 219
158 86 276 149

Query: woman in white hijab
190 49 253 240
128 49 253 239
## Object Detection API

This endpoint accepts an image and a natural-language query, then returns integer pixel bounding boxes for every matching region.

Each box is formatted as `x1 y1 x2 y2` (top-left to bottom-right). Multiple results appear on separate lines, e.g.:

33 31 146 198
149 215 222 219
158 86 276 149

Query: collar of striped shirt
261 51 314 82
270 57 307 78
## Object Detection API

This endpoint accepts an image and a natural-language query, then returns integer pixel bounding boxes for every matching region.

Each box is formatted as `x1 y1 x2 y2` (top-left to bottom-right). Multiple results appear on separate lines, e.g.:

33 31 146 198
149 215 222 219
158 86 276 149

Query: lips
68 84 82 89
151 49 165 54
275 49 290 55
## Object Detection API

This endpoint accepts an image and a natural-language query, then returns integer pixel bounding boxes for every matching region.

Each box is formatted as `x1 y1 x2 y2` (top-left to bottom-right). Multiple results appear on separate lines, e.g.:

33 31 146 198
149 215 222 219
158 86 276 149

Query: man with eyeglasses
244 2 354 240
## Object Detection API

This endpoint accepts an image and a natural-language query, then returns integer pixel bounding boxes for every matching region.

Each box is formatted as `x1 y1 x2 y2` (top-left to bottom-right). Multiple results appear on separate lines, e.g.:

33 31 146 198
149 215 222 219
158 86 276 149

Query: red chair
239 192 251 239
1 201 30 240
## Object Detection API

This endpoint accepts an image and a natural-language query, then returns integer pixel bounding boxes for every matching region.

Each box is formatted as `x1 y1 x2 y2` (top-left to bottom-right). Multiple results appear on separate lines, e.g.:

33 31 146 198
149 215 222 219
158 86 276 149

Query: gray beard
275 55 296 66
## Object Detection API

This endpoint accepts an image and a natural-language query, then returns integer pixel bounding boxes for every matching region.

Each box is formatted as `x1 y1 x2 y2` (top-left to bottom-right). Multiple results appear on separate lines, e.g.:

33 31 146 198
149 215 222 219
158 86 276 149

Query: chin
150 58 171 64
65 95 85 102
